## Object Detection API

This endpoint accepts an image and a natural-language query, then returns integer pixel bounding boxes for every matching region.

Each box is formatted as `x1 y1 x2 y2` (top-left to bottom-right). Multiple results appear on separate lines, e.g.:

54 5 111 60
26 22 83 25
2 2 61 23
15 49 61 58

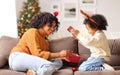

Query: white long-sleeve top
76 30 110 61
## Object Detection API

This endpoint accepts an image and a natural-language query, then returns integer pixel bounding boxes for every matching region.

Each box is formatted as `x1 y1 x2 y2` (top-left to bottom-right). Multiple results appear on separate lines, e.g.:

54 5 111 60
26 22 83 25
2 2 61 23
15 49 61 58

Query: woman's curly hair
30 12 60 32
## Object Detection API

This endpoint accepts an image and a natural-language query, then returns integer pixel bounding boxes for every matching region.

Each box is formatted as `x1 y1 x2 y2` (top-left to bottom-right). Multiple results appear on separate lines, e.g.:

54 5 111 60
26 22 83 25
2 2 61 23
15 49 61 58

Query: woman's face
85 24 97 36
42 21 56 35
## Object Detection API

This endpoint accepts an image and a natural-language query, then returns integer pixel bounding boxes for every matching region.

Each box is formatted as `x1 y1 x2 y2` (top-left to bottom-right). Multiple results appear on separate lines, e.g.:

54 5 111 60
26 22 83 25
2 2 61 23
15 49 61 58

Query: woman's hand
59 50 71 57
59 50 73 62
49 50 72 60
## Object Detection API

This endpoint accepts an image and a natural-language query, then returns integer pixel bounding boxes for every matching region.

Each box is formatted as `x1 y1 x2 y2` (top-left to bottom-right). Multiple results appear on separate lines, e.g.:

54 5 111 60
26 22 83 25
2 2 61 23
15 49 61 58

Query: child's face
85 24 97 36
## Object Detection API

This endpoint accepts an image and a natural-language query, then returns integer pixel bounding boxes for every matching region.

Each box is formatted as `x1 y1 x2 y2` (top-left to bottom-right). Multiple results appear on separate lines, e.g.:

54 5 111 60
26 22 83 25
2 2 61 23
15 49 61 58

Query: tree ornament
72 67 77 72
21 17 24 20
32 8 36 13
26 19 30 23
20 24 24 28
33 2 38 6
25 28 29 31
28 6 32 10
37 12 41 15
25 12 28 15
18 33 23 38
28 14 31 17
21 14 25 18
18 21 21 24
21 29 24 33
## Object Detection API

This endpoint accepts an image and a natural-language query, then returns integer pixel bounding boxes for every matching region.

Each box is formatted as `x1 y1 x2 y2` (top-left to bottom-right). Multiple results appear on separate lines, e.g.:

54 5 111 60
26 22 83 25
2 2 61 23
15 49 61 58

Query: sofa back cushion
78 43 90 64
49 37 78 53
0 36 19 68
49 37 79 67
108 39 120 66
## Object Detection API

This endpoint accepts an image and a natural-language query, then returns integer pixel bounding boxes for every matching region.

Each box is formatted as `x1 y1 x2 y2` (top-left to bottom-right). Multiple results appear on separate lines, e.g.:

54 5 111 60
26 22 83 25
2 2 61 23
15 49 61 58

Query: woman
9 12 72 75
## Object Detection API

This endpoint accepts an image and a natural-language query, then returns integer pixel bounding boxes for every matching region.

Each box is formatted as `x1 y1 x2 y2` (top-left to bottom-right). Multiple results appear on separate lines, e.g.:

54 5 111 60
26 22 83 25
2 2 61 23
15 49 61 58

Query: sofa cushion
49 37 79 67
74 70 117 75
49 37 78 53
78 43 90 64
53 67 73 75
110 39 120 55
0 36 19 68
0 69 25 75
108 39 120 66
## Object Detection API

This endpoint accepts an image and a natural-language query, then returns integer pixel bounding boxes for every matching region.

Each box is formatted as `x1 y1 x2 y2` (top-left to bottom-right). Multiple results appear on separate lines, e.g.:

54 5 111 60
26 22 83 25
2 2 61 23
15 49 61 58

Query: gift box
67 53 80 63
67 26 76 38
67 26 74 32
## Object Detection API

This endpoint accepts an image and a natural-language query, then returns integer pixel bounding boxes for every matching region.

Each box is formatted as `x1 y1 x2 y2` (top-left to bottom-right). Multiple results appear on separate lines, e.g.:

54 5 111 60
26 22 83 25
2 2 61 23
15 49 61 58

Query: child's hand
72 30 79 35
67 26 80 38
71 29 80 38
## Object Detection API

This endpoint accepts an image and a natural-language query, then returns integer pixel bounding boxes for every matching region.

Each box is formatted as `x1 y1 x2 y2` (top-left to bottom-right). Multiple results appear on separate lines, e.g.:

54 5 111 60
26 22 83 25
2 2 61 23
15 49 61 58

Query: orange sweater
11 28 50 59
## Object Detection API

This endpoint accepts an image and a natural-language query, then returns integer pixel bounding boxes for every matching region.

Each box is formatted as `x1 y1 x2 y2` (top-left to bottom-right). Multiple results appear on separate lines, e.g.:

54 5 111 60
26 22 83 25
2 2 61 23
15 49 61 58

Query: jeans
9 52 63 75
78 57 105 71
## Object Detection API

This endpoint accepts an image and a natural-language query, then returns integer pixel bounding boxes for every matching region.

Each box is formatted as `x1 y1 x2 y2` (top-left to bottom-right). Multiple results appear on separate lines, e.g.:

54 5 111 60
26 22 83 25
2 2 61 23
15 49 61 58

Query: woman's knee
50 59 63 70
10 62 26 71
37 63 56 75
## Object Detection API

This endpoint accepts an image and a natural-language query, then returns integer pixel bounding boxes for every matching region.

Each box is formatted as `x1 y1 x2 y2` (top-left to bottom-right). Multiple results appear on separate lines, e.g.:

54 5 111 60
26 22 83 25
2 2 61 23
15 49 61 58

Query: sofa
0 35 120 75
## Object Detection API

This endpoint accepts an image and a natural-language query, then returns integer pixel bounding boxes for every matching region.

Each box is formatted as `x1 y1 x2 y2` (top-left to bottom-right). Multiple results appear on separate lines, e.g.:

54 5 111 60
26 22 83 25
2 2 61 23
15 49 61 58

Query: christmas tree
17 0 40 38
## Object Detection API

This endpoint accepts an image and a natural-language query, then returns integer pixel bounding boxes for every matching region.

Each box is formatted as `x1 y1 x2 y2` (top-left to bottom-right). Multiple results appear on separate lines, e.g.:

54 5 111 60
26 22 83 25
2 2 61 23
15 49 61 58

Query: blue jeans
78 57 105 71
9 52 63 75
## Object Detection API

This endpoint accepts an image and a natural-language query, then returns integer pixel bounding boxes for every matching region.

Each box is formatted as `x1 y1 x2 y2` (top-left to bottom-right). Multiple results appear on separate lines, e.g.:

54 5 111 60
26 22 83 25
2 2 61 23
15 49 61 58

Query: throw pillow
0 36 19 68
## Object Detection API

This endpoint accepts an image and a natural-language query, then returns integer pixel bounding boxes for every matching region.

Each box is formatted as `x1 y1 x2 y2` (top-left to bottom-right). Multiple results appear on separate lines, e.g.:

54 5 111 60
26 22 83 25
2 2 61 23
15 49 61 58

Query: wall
1 0 120 39
0 0 17 37
39 0 120 39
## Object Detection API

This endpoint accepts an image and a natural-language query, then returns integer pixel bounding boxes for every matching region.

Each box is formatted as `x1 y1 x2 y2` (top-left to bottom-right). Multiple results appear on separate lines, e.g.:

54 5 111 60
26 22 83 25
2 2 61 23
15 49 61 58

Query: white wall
39 0 120 39
1 0 120 39
0 0 17 38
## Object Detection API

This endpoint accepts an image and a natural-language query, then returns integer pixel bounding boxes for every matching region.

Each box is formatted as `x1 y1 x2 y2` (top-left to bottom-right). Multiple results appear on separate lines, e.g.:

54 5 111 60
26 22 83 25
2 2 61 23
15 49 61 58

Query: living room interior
0 0 120 75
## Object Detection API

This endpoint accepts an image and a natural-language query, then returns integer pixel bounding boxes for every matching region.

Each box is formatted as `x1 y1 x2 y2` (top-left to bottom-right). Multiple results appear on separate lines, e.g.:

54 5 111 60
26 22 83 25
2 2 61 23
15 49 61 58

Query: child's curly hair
83 14 108 30
30 12 60 32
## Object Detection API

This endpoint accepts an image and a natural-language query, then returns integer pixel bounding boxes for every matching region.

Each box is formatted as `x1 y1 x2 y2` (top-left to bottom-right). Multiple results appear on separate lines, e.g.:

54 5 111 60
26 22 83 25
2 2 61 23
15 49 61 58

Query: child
69 10 115 71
